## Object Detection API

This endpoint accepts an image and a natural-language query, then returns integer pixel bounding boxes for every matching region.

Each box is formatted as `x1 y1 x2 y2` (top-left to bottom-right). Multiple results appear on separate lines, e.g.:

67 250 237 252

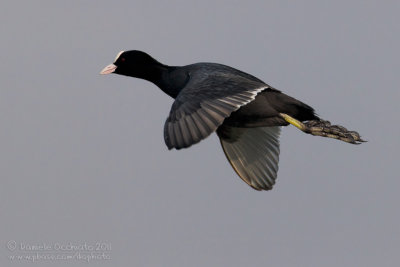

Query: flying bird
100 50 365 191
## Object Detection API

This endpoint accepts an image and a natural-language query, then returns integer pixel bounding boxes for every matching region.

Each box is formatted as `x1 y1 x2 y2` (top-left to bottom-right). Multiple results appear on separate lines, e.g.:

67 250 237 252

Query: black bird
100 50 364 191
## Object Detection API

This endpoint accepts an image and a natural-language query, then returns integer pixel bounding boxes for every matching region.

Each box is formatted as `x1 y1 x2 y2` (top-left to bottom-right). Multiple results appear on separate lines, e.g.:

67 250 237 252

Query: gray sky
1 1 399 266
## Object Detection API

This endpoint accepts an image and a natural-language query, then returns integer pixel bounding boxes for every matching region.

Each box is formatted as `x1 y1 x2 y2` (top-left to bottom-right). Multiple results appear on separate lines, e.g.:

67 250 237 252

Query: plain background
1 1 399 266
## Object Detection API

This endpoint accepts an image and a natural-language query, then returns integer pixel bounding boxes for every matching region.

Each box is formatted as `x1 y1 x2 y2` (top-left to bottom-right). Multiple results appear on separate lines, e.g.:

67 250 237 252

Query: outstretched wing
164 71 267 150
218 126 281 191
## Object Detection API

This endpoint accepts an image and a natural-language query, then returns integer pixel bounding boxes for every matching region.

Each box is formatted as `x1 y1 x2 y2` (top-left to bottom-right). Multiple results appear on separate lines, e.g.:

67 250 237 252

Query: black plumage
100 50 364 191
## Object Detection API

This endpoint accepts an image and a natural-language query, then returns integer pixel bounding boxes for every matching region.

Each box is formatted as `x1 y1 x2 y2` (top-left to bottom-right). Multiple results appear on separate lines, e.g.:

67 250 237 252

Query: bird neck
152 66 187 99
136 63 167 86
127 64 176 98
124 60 186 99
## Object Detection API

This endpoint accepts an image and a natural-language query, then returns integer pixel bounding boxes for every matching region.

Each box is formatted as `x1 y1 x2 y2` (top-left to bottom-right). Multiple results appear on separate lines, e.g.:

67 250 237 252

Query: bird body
101 50 364 191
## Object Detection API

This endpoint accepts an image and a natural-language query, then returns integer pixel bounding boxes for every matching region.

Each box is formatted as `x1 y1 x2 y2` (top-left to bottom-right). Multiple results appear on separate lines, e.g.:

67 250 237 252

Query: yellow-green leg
279 113 308 132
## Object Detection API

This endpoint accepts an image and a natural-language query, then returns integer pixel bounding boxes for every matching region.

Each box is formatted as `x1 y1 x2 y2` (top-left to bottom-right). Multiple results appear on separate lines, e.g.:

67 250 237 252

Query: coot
101 50 364 191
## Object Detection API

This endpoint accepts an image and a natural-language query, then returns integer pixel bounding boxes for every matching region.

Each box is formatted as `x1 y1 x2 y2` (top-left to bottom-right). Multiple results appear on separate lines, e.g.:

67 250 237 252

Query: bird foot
279 113 366 144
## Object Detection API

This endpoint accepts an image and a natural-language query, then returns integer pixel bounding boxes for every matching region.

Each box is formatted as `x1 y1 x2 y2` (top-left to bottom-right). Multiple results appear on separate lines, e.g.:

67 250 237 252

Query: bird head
100 50 163 79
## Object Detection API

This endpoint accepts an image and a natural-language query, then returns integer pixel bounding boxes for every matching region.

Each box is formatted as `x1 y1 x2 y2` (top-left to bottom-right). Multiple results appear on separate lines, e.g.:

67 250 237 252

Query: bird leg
279 113 366 144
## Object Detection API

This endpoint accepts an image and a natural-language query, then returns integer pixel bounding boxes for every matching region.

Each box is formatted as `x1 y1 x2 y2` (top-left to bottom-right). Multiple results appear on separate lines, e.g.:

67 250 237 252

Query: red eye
120 57 126 62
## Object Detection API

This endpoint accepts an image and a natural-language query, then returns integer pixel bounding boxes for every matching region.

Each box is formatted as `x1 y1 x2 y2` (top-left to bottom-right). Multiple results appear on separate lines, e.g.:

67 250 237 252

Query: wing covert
164 72 268 150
